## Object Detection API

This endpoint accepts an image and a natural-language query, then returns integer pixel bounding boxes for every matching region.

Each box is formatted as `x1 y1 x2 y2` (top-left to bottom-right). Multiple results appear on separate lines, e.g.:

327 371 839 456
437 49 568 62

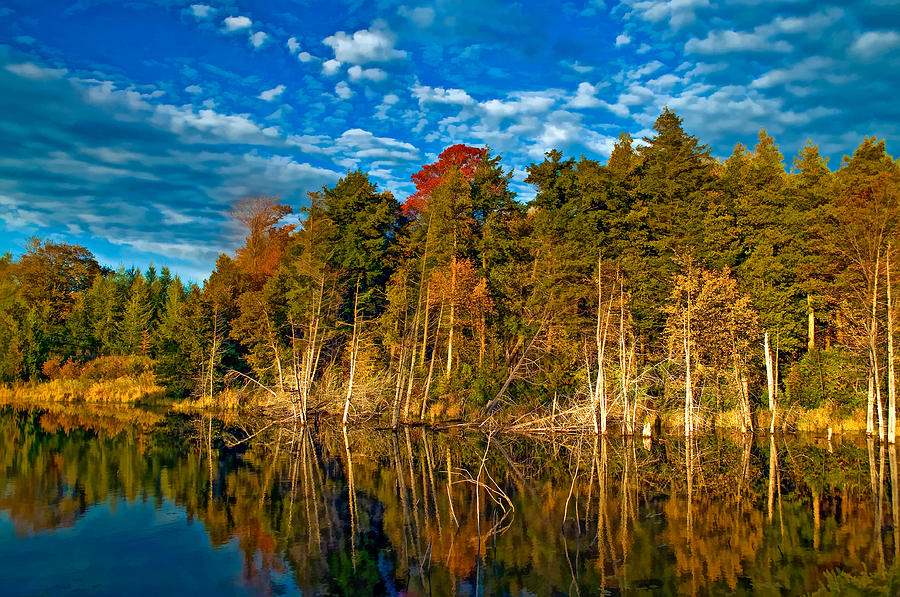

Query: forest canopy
2 109 899 435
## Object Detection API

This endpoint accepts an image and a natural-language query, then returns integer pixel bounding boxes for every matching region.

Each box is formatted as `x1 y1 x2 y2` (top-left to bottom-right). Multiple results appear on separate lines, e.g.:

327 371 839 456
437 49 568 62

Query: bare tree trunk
445 256 456 378
869 370 876 436
734 360 752 434
594 254 603 434
486 310 549 414
684 291 693 437
808 294 815 351
391 337 407 429
619 272 630 435
765 331 775 435
289 313 300 422
418 217 433 368
593 254 614 435
208 303 220 408
261 301 284 394
872 249 883 438
420 282 431 368
392 284 410 429
889 245 896 444
342 280 361 426
421 298 444 420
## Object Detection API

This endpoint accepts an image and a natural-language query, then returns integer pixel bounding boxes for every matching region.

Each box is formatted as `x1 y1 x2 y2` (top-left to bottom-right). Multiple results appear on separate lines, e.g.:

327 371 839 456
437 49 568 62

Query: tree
14 238 100 321
119 273 153 355
402 144 487 219
665 256 760 434
232 195 295 289
826 138 900 435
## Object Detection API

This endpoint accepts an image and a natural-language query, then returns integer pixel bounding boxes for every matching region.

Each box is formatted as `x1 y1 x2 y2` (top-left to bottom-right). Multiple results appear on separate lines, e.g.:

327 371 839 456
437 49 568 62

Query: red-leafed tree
402 144 487 218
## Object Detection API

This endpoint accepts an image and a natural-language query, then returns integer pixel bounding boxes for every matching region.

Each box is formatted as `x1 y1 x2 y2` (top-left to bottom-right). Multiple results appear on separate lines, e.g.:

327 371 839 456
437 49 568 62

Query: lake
0 403 896 596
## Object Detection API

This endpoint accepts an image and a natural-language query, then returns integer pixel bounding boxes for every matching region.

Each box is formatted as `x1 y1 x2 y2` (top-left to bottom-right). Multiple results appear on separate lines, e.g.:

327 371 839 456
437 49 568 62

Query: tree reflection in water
0 404 898 595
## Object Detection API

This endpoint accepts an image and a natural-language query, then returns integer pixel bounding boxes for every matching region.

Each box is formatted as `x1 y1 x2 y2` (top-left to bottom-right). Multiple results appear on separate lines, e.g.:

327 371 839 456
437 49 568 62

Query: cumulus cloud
249 31 269 48
190 4 215 19
348 65 388 82
287 36 300 54
297 52 316 63
751 56 834 89
258 85 286 101
616 33 631 46
323 23 407 64
6 62 67 80
336 128 420 164
373 93 400 120
322 59 342 75
411 83 475 105
685 30 792 54
851 30 900 59
222 15 252 32
622 0 709 29
398 5 436 28
569 82 604 108
334 81 353 99
185 84 202 94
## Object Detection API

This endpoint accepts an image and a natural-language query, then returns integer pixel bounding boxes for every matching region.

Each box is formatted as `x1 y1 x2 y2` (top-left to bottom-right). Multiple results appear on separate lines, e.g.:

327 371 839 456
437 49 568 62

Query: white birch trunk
684 292 693 437
765 331 775 434
342 281 360 426
888 245 896 444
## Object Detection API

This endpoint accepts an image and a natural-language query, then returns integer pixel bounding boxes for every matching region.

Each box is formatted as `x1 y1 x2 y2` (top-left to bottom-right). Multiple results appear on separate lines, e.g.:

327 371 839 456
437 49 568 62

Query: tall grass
0 355 165 404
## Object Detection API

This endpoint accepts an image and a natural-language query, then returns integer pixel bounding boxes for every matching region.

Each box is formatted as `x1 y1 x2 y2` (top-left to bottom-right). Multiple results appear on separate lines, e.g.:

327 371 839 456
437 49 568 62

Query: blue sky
1 0 899 281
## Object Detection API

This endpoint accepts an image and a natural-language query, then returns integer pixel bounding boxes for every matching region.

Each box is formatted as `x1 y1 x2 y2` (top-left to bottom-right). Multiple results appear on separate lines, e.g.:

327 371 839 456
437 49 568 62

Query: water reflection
0 404 898 595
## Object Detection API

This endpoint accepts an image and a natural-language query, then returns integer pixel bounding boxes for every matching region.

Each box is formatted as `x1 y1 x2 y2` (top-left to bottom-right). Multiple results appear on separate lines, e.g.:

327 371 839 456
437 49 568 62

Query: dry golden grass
0 373 164 404
0 356 165 404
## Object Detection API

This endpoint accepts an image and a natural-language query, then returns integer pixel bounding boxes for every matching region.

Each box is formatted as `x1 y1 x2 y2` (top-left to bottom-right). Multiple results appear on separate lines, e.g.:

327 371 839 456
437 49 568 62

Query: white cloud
249 31 269 48
685 30 792 54
335 81 353 99
481 94 557 119
645 73 682 89
374 94 399 120
563 60 594 74
298 52 315 63
851 30 900 59
190 4 215 19
623 0 709 29
348 65 388 82
411 83 475 105
616 33 631 46
223 15 252 32
185 84 202 95
765 8 843 36
322 59 342 75
258 85 286 101
323 23 407 64
569 82 603 108
751 56 834 89
287 37 300 54
336 128 420 163
6 62 67 80
398 5 435 27
626 60 664 80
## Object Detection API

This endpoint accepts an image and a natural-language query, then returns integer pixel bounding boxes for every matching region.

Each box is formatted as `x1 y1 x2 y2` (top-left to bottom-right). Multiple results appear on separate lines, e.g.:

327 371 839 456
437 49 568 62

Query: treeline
1 108 899 434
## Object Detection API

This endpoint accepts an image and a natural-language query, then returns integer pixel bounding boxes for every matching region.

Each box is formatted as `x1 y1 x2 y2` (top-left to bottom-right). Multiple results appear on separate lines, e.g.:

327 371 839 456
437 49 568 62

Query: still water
0 403 895 596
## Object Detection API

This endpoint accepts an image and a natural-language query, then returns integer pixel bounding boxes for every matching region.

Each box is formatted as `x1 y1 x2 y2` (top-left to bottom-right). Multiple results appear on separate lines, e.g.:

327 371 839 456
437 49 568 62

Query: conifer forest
3 108 899 439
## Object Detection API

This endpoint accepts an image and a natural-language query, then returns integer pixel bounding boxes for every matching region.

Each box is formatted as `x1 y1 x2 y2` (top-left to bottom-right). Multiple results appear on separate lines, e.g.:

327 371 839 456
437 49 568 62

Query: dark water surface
0 403 896 596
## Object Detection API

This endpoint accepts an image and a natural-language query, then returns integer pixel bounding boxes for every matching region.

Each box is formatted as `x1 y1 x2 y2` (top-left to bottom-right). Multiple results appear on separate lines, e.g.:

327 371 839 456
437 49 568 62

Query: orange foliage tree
231 195 295 288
